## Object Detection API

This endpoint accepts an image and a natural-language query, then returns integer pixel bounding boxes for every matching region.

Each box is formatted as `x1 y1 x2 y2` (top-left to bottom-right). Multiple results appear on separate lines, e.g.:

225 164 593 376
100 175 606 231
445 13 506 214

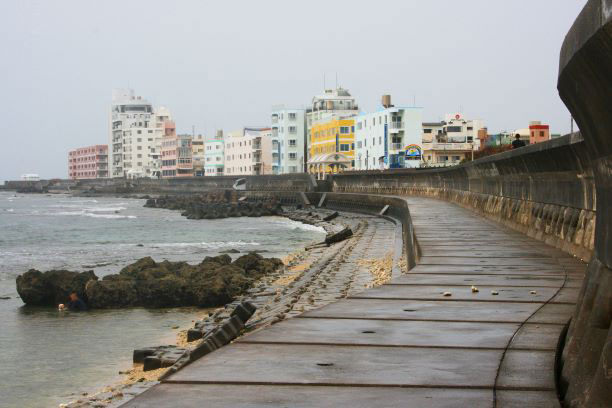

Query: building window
340 126 350 134
289 139 296 147
288 126 296 134
289 153 297 160
424 129 432 134
288 113 296 120
340 144 350 152
540 131 545 137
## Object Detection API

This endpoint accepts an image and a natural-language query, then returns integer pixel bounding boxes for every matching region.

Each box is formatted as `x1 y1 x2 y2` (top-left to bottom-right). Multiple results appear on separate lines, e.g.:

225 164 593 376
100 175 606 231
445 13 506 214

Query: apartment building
306 88 359 170
204 130 225 176
354 95 423 170
224 128 273 176
109 89 171 178
422 113 485 166
308 117 355 179
271 107 306 174
68 145 109 179
161 122 193 178
149 106 172 177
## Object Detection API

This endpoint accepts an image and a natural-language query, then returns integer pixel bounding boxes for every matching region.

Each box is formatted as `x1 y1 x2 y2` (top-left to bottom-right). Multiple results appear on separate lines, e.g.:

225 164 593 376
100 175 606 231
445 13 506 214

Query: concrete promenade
123 197 585 407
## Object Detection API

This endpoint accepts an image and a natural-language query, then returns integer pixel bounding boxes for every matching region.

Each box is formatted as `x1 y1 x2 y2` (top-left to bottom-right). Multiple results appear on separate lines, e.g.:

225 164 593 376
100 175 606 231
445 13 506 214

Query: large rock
16 269 97 306
83 253 283 309
17 252 283 309
144 192 283 220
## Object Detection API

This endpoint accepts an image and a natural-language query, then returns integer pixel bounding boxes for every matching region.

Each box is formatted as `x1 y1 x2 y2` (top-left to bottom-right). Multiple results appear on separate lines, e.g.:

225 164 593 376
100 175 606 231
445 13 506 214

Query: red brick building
68 145 109 179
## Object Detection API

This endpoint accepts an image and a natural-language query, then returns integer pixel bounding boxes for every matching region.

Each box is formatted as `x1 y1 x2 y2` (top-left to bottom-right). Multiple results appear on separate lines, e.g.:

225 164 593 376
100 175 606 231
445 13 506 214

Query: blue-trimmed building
354 96 423 170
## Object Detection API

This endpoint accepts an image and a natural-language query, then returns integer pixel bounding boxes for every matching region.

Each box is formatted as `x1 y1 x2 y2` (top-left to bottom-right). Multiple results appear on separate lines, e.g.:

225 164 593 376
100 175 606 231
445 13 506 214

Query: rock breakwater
144 192 283 220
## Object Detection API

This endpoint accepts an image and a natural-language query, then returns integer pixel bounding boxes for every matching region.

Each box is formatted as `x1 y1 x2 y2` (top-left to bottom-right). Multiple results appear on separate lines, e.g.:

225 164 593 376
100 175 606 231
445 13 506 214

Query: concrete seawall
331 133 595 261
3 173 318 194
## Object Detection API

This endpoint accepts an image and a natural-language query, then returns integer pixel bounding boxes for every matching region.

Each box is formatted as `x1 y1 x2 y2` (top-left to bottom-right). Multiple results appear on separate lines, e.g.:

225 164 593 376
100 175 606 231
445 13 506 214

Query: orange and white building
529 121 551 144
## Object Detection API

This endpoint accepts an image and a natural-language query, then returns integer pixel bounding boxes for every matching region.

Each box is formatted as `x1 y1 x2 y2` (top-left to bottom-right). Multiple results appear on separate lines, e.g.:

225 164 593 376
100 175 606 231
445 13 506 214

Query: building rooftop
312 88 355 102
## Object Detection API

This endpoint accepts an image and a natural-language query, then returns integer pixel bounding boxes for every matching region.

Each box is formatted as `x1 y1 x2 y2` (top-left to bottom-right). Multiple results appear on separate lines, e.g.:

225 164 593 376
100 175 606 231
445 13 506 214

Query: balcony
390 143 403 150
422 142 474 151
252 154 262 164
252 139 262 150
389 122 404 132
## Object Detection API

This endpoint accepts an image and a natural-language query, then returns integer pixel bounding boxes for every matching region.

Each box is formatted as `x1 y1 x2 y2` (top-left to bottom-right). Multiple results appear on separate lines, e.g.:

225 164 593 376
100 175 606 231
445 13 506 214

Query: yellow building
308 117 355 179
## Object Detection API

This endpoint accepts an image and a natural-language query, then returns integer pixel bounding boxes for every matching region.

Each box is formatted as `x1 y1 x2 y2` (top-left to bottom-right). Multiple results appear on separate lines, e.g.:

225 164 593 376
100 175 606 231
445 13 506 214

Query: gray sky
0 0 586 181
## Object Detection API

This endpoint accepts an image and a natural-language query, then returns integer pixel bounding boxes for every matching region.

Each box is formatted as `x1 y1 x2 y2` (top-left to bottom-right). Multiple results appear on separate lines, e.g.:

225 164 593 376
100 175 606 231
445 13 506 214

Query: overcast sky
0 0 586 180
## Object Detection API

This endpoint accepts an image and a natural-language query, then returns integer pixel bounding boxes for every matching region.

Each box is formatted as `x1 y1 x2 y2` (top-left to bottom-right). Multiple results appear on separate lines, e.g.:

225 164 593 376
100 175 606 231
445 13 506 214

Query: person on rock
512 133 526 149
66 292 88 311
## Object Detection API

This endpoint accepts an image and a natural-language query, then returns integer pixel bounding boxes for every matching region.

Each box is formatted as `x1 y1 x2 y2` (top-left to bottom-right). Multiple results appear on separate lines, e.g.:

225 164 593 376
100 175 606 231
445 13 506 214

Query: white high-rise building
271 107 306 174
109 89 172 178
354 96 423 170
306 88 359 170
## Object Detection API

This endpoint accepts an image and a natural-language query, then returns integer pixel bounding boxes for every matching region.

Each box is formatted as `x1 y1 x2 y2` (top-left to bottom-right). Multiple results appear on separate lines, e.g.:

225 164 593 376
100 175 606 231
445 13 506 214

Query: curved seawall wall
330 133 596 261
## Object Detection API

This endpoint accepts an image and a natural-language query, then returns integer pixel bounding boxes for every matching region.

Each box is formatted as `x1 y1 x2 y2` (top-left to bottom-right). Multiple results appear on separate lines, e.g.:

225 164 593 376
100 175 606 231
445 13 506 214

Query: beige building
224 128 274 176
422 113 486 166
192 135 205 176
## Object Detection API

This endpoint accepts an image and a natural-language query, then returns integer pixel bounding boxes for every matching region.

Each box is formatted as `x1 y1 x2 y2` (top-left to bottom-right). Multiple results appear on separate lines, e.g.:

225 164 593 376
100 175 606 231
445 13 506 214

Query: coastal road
122 197 584 407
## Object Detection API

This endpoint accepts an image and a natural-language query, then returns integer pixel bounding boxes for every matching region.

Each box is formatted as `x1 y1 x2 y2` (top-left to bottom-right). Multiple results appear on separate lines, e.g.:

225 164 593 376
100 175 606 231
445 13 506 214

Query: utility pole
471 141 474 161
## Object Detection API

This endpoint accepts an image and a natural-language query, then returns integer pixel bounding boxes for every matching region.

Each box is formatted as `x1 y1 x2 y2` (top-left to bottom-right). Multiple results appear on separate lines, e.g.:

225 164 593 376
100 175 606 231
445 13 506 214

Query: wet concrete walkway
123 197 585 407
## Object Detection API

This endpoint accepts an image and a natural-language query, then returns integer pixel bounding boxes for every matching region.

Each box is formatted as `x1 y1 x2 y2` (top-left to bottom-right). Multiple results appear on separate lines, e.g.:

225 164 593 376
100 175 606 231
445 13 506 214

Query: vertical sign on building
384 123 388 164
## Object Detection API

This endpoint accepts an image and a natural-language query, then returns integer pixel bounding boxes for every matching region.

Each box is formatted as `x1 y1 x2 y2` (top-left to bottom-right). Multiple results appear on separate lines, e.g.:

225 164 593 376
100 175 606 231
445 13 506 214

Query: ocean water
0 192 325 408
